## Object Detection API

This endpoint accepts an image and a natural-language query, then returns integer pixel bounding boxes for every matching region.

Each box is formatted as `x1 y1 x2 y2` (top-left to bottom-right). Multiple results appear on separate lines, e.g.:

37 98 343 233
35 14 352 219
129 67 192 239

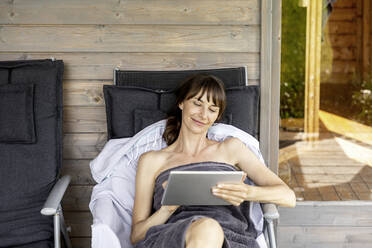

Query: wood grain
0 53 260 80
0 25 260 53
0 0 259 25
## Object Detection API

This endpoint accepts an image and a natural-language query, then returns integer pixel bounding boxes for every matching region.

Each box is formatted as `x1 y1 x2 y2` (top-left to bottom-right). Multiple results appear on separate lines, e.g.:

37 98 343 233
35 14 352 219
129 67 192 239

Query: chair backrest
106 67 260 140
0 59 63 247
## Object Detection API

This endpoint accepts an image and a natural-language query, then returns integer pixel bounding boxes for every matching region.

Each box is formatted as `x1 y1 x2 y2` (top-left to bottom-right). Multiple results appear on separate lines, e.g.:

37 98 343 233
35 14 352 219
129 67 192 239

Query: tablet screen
161 170 245 206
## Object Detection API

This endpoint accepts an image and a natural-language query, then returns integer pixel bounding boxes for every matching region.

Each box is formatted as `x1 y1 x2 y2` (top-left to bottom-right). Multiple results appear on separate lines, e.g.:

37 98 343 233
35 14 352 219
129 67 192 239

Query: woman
131 74 296 248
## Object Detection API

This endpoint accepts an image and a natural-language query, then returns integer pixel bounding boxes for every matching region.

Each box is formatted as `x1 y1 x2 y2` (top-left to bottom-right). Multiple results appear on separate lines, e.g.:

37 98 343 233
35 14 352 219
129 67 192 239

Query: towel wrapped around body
133 161 260 248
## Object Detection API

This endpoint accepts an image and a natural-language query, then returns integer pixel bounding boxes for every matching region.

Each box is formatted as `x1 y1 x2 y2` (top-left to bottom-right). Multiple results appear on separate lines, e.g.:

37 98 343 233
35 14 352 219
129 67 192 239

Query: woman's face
179 90 220 133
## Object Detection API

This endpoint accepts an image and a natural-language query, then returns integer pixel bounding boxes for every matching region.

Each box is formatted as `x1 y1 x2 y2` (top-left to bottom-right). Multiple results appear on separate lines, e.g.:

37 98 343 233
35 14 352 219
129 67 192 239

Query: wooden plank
329 34 357 47
0 53 260 80
278 202 372 226
304 0 322 141
328 21 357 34
63 133 106 159
321 72 354 84
295 174 364 184
61 160 95 185
64 211 92 237
293 158 366 166
0 25 260 53
63 106 107 133
278 226 372 247
291 166 365 174
329 60 356 73
0 0 260 25
356 0 363 82
62 185 93 211
328 9 357 21
71 238 91 248
63 81 111 107
350 182 372 200
260 0 282 174
318 185 340 201
362 0 371 79
334 183 359 200
332 47 356 60
334 0 356 8
302 187 322 201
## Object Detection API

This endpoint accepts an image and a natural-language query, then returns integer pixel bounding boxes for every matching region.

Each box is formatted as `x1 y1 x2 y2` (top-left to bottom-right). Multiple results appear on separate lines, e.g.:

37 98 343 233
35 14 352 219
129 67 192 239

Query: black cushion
0 59 63 247
225 86 260 139
104 85 166 139
115 67 246 90
104 84 259 139
0 84 36 143
134 109 168 134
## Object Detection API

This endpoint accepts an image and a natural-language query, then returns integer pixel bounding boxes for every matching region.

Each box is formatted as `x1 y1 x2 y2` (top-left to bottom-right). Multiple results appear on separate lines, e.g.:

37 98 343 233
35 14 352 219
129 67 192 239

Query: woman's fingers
162 180 168 189
212 190 245 206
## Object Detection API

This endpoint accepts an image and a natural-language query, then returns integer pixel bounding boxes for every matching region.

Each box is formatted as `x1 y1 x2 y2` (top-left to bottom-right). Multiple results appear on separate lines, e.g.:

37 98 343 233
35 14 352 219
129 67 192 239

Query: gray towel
134 162 260 248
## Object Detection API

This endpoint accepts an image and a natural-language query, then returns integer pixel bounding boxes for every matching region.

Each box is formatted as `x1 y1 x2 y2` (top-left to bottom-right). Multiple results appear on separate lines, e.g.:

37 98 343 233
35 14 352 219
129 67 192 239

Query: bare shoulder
137 150 165 175
222 137 245 151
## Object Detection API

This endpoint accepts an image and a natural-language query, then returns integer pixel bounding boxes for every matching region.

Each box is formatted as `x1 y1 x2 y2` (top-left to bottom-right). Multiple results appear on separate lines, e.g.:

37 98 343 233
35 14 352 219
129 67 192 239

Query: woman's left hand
211 177 256 206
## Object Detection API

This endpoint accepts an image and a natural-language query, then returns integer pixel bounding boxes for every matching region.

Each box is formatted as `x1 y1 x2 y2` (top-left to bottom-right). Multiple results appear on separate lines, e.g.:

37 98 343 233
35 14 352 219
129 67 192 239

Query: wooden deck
279 112 372 201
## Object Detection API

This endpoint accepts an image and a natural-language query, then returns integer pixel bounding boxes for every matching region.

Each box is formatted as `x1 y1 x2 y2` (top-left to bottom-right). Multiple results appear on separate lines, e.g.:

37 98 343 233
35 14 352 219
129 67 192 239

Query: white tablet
161 170 245 206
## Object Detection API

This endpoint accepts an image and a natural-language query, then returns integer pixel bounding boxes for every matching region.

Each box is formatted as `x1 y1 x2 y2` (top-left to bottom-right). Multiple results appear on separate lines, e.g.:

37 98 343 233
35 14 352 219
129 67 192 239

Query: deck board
279 130 372 201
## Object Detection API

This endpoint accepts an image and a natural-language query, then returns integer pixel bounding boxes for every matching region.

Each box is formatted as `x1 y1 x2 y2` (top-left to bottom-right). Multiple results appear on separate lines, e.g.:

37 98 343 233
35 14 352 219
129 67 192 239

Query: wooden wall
322 0 372 84
321 0 357 84
0 1 261 247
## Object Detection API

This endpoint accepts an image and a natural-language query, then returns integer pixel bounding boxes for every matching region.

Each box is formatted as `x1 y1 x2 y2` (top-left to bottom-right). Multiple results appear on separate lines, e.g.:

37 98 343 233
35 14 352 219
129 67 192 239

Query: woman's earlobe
178 103 183 110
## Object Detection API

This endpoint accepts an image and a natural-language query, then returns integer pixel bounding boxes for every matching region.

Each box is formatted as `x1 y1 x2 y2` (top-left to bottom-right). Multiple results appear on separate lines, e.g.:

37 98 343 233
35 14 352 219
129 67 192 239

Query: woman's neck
172 127 209 157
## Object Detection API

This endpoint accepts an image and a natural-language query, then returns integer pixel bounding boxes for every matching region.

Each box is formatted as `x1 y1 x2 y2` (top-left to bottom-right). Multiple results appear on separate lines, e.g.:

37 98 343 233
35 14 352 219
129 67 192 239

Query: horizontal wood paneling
64 106 107 133
65 211 92 237
0 1 263 246
63 81 111 106
328 21 357 34
71 238 91 248
63 185 92 211
0 0 259 25
63 133 106 159
0 25 260 53
334 0 356 8
329 34 357 47
278 226 372 247
0 53 260 80
329 9 356 21
332 47 356 60
61 160 95 185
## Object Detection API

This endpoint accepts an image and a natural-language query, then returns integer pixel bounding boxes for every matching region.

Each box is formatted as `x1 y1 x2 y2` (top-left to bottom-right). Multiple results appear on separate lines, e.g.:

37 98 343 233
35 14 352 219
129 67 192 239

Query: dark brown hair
162 73 226 145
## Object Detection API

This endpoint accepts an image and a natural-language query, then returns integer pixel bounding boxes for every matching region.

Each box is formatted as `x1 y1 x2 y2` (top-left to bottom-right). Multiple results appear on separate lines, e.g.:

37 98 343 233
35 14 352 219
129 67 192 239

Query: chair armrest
41 175 71 216
262 203 279 220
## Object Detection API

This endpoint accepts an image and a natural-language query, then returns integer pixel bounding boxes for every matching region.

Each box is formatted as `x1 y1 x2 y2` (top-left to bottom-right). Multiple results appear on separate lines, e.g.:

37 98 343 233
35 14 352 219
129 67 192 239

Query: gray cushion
134 109 168 134
104 85 164 139
225 86 260 139
0 59 63 247
0 84 36 143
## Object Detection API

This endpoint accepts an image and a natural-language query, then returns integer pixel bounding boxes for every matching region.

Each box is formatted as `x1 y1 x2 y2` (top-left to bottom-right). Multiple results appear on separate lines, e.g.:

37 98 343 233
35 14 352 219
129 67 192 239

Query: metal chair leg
266 219 277 248
59 207 72 248
54 211 60 248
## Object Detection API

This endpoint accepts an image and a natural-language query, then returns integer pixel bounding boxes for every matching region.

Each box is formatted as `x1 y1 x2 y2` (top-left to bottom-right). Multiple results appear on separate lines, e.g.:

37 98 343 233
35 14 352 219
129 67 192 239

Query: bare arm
213 138 296 208
130 153 179 244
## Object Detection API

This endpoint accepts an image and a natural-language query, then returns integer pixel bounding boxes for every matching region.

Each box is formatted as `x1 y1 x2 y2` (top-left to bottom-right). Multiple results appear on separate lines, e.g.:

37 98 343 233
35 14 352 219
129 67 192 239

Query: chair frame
41 175 72 248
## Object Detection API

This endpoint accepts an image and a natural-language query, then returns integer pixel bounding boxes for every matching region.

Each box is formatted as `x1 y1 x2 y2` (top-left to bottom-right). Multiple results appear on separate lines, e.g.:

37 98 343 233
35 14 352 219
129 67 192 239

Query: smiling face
179 90 220 133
